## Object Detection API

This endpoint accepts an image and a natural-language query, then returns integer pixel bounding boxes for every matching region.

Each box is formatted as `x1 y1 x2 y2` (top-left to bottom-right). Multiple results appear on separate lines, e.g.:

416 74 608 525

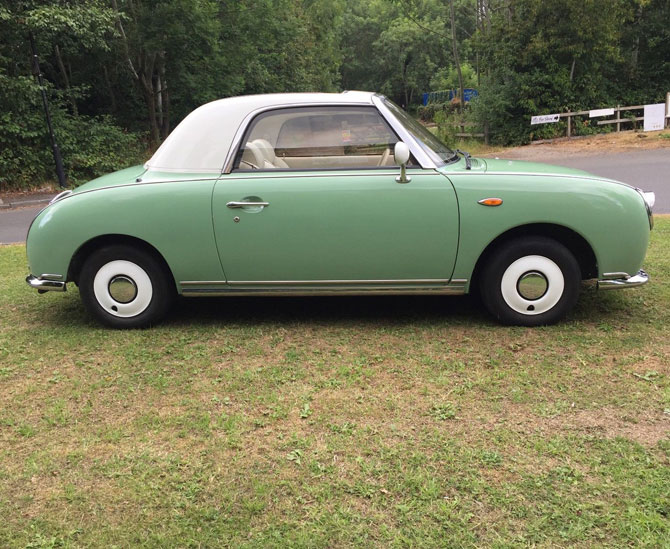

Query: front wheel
479 237 581 326
79 245 175 328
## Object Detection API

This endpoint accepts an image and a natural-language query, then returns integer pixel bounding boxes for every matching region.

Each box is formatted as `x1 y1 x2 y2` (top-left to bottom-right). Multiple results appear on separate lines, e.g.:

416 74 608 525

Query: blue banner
422 89 478 106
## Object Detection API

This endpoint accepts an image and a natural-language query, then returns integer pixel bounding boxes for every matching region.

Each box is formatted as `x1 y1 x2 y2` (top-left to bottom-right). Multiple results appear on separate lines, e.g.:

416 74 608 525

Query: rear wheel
79 245 175 328
480 236 581 326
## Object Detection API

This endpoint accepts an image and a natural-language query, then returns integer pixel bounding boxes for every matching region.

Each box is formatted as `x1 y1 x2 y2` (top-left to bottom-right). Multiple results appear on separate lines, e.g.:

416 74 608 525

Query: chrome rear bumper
597 269 649 290
26 274 66 292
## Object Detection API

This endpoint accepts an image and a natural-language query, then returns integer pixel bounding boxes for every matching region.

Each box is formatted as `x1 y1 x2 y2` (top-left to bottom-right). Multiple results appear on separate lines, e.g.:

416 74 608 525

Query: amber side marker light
478 198 503 207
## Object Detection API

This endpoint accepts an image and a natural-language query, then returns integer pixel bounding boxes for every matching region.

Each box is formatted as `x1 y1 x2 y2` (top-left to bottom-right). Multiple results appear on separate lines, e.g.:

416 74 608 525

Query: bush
418 101 449 122
55 113 144 186
433 109 459 145
0 75 143 190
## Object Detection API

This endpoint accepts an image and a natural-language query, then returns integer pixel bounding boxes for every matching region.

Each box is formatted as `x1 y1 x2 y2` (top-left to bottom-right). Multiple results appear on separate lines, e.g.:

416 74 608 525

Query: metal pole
28 32 67 188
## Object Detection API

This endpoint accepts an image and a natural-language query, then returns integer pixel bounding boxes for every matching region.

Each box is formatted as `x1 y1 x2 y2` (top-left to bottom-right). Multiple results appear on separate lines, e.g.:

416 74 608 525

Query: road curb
0 197 53 210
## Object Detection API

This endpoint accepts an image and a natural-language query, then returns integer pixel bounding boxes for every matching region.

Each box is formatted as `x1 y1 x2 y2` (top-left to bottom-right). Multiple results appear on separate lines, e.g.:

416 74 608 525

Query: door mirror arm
394 142 411 184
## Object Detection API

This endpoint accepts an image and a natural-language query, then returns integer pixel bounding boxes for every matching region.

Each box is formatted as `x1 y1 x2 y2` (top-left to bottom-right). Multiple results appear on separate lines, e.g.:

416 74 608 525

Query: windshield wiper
455 149 471 170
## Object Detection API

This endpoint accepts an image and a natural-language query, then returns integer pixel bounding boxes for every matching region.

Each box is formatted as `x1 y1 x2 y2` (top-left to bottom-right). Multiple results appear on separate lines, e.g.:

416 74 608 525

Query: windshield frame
373 96 458 168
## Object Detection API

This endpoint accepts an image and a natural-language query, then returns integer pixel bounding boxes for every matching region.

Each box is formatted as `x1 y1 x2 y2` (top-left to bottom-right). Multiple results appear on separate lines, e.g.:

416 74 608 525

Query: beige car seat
239 141 263 169
251 138 289 169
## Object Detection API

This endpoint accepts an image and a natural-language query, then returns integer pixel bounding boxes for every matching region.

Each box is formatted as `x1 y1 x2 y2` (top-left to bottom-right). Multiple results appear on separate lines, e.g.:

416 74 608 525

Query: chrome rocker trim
597 269 649 290
26 274 66 293
180 278 468 297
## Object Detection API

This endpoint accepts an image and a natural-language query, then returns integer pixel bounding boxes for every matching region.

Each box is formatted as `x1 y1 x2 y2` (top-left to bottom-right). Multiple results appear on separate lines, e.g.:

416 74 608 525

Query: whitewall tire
80 245 175 328
480 237 581 326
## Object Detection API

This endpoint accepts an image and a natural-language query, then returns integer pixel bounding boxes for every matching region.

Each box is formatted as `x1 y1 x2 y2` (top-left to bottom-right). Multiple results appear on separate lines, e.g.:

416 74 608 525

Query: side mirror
394 142 411 183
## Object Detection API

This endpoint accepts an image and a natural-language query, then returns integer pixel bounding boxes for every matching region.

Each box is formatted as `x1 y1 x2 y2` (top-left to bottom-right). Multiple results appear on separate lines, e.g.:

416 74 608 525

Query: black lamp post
28 31 67 188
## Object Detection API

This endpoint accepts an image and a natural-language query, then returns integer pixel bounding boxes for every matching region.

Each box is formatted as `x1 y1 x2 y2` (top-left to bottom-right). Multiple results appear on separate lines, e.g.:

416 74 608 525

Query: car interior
236 107 402 171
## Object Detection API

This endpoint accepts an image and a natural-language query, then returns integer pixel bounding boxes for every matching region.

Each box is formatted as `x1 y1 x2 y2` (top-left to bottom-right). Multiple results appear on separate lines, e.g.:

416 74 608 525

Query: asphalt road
540 148 669 214
1 149 668 244
0 206 42 245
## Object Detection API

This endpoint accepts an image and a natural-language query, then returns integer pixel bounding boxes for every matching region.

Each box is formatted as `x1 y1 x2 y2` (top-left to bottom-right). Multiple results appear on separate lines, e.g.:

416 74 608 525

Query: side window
234 106 404 171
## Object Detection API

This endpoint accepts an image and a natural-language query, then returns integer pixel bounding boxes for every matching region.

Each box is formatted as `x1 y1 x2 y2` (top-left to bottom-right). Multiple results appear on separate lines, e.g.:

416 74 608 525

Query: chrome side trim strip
71 173 442 197
182 286 466 297
182 278 451 286
450 171 633 187
55 169 444 203
597 269 649 290
180 278 467 297
50 177 220 201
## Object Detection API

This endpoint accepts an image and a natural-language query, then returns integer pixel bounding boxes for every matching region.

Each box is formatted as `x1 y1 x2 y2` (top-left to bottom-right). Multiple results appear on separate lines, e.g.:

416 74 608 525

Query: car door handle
226 201 269 209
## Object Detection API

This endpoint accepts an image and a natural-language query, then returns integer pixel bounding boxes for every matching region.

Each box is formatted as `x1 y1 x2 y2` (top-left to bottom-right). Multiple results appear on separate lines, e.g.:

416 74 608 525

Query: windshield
383 99 457 166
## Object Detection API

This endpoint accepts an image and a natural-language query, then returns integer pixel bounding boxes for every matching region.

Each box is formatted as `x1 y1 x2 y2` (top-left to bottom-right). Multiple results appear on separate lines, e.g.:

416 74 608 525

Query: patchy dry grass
485 129 670 162
450 128 670 159
1 219 669 547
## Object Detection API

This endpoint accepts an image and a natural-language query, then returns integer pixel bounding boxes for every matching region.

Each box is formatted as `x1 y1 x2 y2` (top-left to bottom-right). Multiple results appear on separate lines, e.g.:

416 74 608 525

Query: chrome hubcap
108 275 138 303
517 271 548 301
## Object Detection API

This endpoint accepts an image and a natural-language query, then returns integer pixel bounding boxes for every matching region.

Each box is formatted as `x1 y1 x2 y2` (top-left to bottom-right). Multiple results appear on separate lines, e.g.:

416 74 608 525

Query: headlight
635 188 655 229
642 191 655 209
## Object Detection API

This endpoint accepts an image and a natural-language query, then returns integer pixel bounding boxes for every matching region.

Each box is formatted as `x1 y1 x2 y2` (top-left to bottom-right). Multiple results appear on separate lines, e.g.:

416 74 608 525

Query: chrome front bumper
26 274 66 292
597 269 649 290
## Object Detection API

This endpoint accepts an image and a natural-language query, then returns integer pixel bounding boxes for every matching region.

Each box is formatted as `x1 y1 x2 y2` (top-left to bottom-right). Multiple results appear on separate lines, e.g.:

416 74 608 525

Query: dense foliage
1 0 669 188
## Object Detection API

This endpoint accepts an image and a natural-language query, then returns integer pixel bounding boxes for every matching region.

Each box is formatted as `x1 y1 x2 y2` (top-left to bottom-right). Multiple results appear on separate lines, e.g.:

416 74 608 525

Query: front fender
26 179 224 288
445 173 650 286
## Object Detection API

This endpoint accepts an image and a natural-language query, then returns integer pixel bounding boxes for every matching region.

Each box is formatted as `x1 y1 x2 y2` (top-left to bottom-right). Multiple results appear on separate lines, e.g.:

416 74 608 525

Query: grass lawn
1 218 668 548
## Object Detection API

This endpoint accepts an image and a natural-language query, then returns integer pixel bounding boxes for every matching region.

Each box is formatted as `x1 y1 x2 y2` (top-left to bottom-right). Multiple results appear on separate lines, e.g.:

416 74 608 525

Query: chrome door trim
221 96 435 174
372 95 438 169
218 171 441 181
222 101 375 174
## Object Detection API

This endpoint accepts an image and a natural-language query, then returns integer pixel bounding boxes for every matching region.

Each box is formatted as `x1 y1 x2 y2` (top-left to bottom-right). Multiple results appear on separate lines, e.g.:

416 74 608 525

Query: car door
211 105 459 290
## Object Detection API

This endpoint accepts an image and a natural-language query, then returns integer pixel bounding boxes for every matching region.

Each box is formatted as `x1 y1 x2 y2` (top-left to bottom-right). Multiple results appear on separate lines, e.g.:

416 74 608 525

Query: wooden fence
452 121 488 143
450 92 670 142
561 102 670 137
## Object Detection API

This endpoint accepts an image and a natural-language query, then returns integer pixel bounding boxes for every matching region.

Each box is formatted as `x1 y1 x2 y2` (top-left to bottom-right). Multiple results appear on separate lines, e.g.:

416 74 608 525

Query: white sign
531 114 560 125
644 103 665 132
589 108 614 118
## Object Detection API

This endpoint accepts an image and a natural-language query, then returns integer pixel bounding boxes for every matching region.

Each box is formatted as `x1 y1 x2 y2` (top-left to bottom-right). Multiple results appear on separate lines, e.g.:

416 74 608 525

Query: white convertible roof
145 91 376 172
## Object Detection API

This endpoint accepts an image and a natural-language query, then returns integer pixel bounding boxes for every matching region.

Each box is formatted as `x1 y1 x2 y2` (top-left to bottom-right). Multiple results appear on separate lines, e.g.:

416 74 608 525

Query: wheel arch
67 234 175 288
470 223 597 293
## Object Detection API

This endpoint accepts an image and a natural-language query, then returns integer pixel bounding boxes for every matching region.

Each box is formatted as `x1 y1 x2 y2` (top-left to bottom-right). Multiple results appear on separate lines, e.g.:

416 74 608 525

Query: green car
26 92 655 328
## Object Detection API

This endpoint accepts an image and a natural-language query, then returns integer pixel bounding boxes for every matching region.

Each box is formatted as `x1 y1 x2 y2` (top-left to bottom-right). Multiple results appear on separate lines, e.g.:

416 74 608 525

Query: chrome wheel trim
517 271 548 300
93 260 152 318
108 275 138 303
501 256 564 315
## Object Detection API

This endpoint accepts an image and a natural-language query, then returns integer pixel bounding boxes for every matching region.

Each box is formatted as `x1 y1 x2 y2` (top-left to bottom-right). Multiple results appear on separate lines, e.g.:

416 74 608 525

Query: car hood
481 158 594 178
71 165 148 194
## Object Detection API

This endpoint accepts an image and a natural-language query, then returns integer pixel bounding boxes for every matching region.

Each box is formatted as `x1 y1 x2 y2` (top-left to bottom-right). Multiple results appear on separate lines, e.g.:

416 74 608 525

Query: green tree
341 0 452 107
471 0 636 144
